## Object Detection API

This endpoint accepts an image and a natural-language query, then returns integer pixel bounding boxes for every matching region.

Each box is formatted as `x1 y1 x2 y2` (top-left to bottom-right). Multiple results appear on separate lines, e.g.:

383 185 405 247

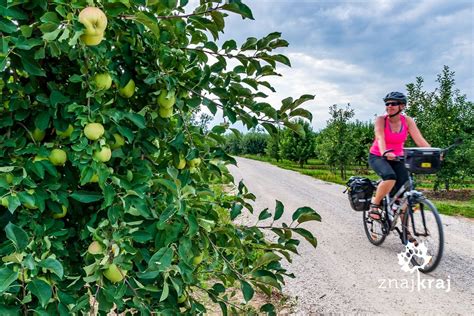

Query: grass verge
242 155 474 218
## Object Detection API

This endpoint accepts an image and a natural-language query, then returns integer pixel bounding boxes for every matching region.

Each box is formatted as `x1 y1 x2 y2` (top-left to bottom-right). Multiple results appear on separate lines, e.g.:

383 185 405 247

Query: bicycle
361 141 461 273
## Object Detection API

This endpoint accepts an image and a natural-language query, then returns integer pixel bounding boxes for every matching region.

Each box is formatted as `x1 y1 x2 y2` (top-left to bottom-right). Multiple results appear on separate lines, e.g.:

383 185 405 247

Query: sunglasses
385 101 403 106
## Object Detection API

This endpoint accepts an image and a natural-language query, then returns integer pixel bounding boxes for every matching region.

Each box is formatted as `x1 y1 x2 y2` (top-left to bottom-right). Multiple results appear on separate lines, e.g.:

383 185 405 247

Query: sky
201 0 473 131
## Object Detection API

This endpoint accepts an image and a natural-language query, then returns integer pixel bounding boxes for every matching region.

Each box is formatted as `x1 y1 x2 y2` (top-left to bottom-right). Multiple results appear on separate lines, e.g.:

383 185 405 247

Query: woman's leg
373 179 396 205
368 154 398 218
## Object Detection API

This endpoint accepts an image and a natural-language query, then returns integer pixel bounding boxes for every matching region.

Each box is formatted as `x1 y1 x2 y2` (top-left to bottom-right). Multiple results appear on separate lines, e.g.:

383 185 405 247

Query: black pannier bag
404 147 442 174
345 176 375 211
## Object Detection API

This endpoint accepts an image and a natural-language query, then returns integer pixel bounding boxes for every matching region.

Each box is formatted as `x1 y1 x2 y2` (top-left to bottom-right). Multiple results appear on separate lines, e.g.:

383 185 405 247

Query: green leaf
293 227 318 248
148 247 173 271
297 213 321 224
289 108 313 121
292 206 317 222
19 51 45 76
159 280 169 302
5 223 28 251
125 113 146 129
134 12 160 38
254 252 280 270
50 90 69 106
34 112 50 130
28 279 52 308
274 200 284 221
283 120 305 137
240 280 254 302
0 267 18 293
258 208 271 221
272 54 291 67
104 185 115 207
0 17 17 33
38 257 64 279
42 28 61 41
71 191 103 203
222 3 254 20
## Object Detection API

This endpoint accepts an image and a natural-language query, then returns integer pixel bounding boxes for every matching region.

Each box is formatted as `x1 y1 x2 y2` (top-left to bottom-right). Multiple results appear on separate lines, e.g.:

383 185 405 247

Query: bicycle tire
402 198 444 273
363 203 387 246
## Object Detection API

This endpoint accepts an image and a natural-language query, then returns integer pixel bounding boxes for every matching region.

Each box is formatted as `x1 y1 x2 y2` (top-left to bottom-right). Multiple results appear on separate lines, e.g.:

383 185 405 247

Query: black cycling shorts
368 153 409 196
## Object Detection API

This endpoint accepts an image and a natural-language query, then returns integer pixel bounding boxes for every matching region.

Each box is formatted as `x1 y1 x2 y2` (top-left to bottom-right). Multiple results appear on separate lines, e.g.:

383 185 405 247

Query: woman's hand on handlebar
384 152 397 160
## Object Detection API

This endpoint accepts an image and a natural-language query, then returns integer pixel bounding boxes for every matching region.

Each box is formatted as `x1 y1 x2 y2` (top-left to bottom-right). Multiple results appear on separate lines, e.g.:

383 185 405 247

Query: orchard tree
406 66 473 190
280 119 315 168
316 104 354 179
349 120 374 172
0 1 320 314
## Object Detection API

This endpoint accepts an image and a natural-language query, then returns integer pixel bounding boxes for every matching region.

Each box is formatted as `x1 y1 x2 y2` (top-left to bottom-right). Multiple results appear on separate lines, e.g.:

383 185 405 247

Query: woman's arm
374 116 387 152
407 116 431 147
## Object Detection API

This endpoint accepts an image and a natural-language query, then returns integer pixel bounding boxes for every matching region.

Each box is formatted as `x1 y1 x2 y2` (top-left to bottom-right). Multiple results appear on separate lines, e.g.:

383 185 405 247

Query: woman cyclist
368 91 430 220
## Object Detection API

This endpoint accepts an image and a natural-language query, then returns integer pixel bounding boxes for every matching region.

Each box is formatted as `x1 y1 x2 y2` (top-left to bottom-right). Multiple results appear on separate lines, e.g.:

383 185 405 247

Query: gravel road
228 157 473 315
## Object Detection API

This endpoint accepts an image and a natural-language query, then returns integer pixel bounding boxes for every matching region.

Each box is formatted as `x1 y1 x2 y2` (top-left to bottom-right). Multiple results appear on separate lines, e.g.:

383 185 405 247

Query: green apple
118 79 135 98
87 241 103 255
49 149 67 166
188 158 201 168
78 7 107 46
110 133 125 149
103 264 126 283
84 123 104 140
176 156 186 169
52 205 67 219
32 128 46 142
159 106 173 118
177 293 187 304
158 89 176 109
4 173 13 184
56 124 74 138
89 174 99 183
94 146 112 162
1 197 9 208
94 73 112 90
192 252 204 265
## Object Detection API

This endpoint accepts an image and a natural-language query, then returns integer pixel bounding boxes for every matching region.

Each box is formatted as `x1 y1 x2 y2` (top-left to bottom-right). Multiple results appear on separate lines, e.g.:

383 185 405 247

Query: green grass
433 199 474 218
242 154 474 218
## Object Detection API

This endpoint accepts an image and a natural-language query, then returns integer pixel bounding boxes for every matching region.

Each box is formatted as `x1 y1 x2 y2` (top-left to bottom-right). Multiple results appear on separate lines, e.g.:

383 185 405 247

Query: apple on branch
78 7 108 46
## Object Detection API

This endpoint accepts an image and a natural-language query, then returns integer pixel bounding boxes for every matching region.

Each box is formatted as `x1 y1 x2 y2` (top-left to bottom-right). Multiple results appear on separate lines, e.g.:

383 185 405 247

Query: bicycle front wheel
402 198 444 273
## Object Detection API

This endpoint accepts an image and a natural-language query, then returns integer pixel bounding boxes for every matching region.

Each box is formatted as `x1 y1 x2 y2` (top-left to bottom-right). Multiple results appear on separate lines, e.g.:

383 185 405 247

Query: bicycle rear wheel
402 198 444 273
363 207 387 246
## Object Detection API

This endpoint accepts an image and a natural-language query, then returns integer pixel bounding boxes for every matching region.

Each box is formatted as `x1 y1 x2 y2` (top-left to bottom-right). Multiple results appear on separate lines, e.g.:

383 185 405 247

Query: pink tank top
369 115 408 157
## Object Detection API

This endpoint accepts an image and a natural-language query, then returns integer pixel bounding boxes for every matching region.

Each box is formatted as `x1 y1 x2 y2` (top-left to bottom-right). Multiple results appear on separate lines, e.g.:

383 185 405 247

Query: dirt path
228 157 473 315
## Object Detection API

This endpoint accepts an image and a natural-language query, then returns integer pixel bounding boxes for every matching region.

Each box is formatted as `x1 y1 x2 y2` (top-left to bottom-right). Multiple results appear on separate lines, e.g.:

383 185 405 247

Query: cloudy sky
206 0 473 131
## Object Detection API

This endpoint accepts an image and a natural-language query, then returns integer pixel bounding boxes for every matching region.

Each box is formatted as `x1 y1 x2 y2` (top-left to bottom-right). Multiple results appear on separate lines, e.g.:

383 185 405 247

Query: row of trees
226 66 473 188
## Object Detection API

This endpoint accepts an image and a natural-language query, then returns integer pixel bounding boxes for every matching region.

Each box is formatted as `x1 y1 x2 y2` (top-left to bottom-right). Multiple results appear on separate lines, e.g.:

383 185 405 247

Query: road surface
228 157 473 315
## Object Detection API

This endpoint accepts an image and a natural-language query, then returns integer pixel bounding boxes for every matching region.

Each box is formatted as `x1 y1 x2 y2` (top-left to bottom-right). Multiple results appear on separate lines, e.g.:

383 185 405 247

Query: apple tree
0 0 320 314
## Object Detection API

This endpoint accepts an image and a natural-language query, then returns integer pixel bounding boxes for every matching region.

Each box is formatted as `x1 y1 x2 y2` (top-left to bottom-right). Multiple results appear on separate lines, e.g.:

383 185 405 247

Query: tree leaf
274 200 284 221
291 206 316 221
289 108 313 121
38 257 64 279
0 267 18 293
292 227 318 248
19 51 45 76
71 191 103 203
148 247 173 271
27 279 52 308
240 280 254 302
5 223 28 251
134 12 160 38
258 208 271 221
254 252 280 270
125 113 146 129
